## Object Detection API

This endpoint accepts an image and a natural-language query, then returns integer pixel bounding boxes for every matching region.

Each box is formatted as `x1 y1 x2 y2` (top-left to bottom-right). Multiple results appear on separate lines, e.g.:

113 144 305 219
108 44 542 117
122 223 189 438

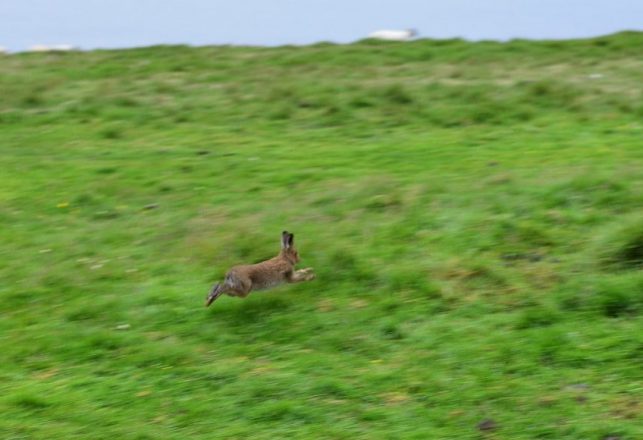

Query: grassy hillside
1 32 642 439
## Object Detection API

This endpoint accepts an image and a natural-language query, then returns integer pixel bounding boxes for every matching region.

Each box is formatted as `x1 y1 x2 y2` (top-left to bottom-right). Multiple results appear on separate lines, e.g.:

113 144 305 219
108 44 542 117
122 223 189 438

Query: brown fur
205 231 315 306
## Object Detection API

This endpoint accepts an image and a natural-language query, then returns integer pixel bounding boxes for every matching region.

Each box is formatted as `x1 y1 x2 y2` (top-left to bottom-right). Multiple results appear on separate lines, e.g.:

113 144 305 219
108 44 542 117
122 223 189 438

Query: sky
1 0 642 52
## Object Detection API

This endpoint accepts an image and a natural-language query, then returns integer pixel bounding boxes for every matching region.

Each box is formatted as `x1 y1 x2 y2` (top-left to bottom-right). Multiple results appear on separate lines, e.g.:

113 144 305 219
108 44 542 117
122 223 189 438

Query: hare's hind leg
227 276 252 298
223 272 252 298
205 283 225 307
289 268 315 283
205 273 252 306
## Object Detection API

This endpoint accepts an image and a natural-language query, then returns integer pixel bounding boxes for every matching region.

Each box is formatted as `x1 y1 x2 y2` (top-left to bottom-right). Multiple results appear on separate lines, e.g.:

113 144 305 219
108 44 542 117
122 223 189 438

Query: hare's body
206 231 314 306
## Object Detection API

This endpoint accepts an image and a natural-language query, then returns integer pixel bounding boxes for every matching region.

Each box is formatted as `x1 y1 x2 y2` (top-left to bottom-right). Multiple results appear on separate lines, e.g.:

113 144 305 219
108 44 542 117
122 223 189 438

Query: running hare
205 231 315 306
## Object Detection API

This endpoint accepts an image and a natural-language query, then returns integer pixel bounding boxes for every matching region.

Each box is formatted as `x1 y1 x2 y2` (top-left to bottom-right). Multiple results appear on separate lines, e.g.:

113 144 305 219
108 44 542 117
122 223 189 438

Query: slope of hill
1 32 641 439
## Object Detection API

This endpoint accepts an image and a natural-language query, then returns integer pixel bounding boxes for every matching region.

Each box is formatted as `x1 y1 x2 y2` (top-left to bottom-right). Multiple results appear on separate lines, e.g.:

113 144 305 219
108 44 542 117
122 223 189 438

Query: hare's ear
287 233 295 247
281 231 291 249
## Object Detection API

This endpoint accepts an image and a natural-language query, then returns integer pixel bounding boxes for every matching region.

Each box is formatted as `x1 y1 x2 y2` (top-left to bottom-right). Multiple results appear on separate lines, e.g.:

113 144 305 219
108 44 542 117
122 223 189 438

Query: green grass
1 32 642 439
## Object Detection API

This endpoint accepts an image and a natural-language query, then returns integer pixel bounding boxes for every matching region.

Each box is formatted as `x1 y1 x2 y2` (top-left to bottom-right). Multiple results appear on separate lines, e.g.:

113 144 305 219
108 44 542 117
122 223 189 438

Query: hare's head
280 231 299 264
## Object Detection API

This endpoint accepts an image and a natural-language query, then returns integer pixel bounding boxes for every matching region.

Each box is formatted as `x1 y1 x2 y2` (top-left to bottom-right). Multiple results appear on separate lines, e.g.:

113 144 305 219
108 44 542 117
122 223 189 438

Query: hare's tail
205 283 223 307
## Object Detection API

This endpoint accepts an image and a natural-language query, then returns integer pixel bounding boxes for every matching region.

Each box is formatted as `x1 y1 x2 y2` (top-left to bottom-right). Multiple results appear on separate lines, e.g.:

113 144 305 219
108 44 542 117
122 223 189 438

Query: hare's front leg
289 267 315 283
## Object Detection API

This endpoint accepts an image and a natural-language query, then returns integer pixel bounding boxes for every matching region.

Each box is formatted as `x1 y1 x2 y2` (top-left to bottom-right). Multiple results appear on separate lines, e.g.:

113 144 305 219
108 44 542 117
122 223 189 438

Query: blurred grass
1 32 642 439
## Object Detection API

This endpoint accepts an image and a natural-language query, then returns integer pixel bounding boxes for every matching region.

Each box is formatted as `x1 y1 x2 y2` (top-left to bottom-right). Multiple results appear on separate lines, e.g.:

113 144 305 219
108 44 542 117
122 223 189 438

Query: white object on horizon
29 44 50 52
51 44 76 51
29 44 77 52
367 29 418 41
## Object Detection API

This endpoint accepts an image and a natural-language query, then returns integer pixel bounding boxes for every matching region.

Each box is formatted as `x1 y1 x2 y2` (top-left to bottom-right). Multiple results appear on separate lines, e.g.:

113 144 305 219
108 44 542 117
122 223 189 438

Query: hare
205 231 315 306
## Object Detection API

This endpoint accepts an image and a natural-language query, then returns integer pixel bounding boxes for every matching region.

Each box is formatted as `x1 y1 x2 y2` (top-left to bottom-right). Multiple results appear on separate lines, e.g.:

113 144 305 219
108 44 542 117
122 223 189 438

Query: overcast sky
1 0 642 52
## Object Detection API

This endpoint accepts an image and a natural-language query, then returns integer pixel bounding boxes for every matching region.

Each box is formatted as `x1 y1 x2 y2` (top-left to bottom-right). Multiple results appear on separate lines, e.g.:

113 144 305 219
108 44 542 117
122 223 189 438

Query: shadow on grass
208 295 293 327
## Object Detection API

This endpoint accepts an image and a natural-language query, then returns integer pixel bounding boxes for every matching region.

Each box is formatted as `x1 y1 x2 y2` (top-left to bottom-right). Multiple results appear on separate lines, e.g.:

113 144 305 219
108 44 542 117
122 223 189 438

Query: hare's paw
300 267 315 280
